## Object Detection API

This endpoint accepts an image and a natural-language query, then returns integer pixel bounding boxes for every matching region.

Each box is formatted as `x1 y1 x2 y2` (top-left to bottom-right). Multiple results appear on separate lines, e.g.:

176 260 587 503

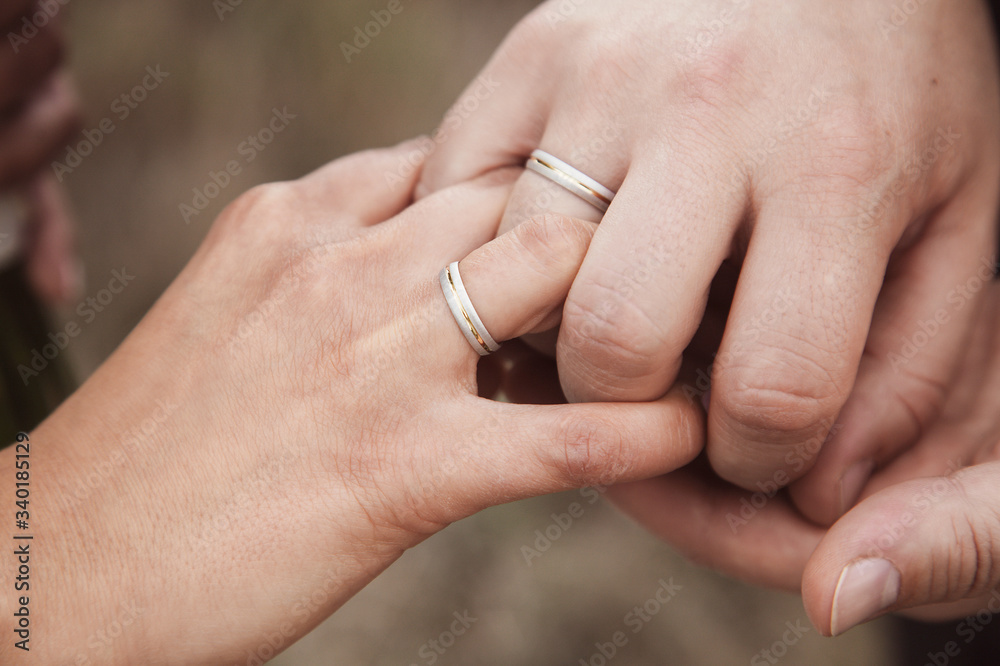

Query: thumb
803 462 1000 636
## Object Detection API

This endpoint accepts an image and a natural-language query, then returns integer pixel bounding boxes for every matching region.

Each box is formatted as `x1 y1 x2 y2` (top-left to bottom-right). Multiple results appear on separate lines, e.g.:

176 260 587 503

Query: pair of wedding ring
440 149 616 356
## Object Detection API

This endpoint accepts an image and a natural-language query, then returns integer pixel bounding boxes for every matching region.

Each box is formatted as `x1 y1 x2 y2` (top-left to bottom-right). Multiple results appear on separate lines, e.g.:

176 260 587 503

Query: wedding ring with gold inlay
439 261 501 356
525 149 616 213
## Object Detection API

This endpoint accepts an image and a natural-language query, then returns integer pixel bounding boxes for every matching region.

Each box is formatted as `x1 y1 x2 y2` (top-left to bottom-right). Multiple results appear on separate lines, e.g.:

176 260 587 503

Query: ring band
525 149 616 213
439 261 501 356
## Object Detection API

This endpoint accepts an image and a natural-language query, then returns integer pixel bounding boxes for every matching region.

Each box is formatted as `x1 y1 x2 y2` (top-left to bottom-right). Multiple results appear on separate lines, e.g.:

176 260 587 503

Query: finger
497 125 629 235
24 171 80 304
0 70 79 186
298 137 431 226
802 462 1000 637
707 181 899 490
848 283 1000 498
424 213 599 370
461 214 597 339
392 167 518 275
607 466 825 591
415 12 556 198
446 383 705 518
557 148 745 402
791 179 1000 524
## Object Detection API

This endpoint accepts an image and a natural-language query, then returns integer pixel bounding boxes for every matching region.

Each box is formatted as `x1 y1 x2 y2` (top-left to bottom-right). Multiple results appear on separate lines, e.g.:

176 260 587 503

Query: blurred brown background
59 1 895 664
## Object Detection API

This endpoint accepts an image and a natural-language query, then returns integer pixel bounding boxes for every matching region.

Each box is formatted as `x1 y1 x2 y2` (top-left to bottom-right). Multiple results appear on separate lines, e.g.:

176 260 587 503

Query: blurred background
41 0 922 663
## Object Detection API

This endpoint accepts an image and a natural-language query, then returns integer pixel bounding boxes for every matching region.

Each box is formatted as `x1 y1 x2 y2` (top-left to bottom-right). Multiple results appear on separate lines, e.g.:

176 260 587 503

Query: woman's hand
608 282 1000 635
417 0 1000 525
0 141 703 665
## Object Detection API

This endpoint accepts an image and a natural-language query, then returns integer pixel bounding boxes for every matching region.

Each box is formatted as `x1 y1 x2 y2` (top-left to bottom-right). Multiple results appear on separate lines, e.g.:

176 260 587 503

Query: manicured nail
830 558 900 636
839 460 874 517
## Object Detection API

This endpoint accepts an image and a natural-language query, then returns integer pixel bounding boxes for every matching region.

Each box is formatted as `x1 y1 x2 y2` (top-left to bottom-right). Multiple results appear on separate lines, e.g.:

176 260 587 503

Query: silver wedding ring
525 149 616 213
440 261 501 356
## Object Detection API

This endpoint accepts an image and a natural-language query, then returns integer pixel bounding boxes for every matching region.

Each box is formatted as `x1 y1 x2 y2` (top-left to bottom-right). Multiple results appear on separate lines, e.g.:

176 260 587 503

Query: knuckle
947 472 1000 598
798 105 892 192
514 4 572 42
883 366 950 443
215 182 295 235
675 39 749 111
561 285 670 384
508 214 593 272
715 352 845 437
553 415 629 487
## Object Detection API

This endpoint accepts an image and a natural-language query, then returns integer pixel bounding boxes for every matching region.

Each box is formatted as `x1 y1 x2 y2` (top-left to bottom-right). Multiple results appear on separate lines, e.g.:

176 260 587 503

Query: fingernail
839 460 874 517
830 558 900 636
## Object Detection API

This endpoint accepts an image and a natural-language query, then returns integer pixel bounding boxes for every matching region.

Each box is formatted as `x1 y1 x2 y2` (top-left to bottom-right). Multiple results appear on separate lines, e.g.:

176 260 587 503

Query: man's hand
418 0 1000 524
609 283 1000 635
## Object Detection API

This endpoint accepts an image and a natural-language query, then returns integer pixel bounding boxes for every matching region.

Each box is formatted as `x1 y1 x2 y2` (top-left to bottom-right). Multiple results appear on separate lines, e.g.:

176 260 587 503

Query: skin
4 0 999 649
610 282 1000 635
0 142 704 664
417 0 1000 526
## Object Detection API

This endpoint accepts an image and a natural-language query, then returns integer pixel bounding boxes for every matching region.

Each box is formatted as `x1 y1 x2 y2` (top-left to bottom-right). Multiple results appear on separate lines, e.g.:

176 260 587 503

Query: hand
0 141 703 664
1 2 81 303
609 282 1000 635
803 281 1000 635
417 0 1000 524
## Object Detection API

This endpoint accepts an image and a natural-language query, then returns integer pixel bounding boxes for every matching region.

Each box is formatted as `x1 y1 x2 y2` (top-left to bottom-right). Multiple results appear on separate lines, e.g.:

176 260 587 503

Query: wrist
0 335 411 664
